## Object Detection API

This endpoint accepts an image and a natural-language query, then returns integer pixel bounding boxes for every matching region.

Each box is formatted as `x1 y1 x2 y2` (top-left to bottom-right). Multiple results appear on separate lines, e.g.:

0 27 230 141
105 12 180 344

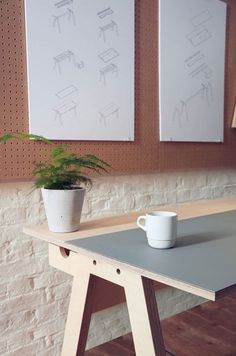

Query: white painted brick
223 184 236 196
0 292 44 315
88 179 113 197
176 188 191 202
154 173 178 190
134 194 152 209
6 338 46 356
0 283 7 300
33 317 66 340
35 304 60 324
0 256 48 279
189 187 213 201
206 171 233 187
0 310 36 335
31 239 48 255
164 190 177 205
149 191 166 206
106 194 135 213
44 282 71 303
7 328 34 352
7 277 34 297
0 340 7 355
0 207 26 226
34 271 70 290
90 197 108 214
178 172 207 189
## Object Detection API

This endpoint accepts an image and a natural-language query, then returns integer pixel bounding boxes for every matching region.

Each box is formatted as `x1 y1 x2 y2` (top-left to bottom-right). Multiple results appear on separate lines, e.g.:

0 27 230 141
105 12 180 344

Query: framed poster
159 0 227 142
24 0 135 141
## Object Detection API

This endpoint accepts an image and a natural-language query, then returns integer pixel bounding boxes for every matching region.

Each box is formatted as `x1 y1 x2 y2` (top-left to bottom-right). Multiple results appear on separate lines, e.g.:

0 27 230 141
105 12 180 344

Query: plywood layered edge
23 197 236 245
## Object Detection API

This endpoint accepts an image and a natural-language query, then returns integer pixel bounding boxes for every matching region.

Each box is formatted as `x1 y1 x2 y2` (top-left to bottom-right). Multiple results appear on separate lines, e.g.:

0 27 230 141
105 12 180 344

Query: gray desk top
66 211 236 299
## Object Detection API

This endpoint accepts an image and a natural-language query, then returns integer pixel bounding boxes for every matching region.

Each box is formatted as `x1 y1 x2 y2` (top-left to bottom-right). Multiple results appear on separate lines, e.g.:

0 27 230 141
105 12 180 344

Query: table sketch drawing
53 50 84 75
54 0 73 9
53 100 77 125
56 85 78 99
188 62 212 79
159 0 226 142
98 48 119 63
173 82 213 128
52 8 76 34
190 9 212 27
99 20 118 42
99 63 118 85
97 7 113 19
187 28 212 47
99 103 119 126
25 0 135 140
187 9 212 48
185 51 204 68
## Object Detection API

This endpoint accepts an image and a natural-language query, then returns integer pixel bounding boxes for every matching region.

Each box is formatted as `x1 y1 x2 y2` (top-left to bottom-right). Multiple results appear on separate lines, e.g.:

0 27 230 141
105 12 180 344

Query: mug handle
137 216 147 231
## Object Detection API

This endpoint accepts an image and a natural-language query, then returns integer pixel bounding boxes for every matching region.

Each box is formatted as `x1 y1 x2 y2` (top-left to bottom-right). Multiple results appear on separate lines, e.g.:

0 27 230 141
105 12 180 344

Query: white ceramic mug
137 211 177 249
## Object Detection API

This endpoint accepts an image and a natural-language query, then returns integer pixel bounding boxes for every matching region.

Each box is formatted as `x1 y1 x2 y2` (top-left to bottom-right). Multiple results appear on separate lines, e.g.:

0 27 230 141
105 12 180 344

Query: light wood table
24 197 236 356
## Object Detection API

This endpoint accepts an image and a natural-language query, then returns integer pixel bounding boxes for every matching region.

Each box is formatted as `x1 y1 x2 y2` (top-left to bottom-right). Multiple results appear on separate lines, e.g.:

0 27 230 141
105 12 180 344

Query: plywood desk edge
23 197 236 244
23 197 236 302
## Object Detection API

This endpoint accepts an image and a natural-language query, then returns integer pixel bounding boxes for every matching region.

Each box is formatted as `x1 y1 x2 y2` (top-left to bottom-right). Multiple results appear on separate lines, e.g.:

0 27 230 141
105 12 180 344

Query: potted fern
0 133 110 232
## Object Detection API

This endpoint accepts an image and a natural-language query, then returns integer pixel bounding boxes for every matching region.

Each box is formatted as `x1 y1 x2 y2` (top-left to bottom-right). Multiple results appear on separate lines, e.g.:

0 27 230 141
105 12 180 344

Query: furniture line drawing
98 48 119 63
99 103 119 126
53 50 76 74
189 63 213 80
54 0 73 9
52 8 76 34
55 85 78 99
185 51 204 68
187 9 212 48
53 100 77 125
187 28 212 47
190 9 212 27
97 7 113 19
53 50 84 75
99 63 118 85
99 20 119 43
173 82 213 127
25 0 135 140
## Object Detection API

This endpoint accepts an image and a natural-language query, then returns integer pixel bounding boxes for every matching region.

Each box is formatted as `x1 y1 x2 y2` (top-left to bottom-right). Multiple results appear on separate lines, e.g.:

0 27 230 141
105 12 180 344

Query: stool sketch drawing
53 100 77 125
99 63 118 85
52 8 76 34
99 103 119 126
99 20 118 42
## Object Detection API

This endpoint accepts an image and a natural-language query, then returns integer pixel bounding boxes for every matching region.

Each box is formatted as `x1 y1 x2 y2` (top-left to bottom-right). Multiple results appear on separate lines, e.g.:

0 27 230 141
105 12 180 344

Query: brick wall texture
1 169 236 355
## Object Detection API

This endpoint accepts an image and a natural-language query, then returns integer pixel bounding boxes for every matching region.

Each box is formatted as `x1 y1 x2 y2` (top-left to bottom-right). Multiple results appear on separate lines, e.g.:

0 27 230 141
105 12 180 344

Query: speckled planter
41 188 85 233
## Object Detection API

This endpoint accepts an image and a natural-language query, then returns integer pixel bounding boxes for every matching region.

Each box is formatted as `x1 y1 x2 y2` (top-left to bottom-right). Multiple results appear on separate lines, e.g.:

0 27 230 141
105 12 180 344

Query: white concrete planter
41 188 85 233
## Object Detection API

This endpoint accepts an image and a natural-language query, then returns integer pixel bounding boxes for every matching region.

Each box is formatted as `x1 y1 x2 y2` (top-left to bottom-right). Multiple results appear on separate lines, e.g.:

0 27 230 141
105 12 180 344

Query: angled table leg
49 245 166 356
124 276 166 356
61 273 97 356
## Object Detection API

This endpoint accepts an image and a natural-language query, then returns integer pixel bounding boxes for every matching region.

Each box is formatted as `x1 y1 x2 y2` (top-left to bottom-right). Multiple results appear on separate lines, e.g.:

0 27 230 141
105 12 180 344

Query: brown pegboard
0 0 236 180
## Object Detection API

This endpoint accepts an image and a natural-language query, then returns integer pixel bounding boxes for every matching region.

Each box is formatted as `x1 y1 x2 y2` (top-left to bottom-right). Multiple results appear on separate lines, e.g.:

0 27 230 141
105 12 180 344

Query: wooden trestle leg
61 273 98 356
124 276 166 356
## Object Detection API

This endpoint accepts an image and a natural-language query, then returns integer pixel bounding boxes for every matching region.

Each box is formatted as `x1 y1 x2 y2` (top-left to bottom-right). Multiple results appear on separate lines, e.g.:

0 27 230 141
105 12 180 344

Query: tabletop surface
66 211 236 298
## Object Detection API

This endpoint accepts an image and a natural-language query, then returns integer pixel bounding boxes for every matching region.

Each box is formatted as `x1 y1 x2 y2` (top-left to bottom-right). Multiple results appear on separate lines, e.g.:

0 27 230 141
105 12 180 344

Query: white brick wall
1 169 236 355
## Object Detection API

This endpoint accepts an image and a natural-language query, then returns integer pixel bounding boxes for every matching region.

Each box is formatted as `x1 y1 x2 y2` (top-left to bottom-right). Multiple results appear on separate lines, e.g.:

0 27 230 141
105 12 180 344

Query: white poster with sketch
159 0 226 142
24 0 134 141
